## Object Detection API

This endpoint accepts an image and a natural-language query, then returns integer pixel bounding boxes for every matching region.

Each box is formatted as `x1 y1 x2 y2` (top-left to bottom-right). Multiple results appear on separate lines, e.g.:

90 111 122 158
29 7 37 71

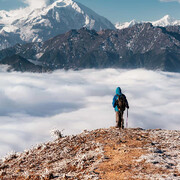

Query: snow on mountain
0 0 115 49
152 15 180 27
0 11 9 21
115 15 180 30
115 20 138 30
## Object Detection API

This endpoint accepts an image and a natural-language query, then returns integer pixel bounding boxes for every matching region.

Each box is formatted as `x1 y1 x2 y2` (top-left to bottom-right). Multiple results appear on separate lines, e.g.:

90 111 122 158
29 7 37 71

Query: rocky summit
1 127 180 179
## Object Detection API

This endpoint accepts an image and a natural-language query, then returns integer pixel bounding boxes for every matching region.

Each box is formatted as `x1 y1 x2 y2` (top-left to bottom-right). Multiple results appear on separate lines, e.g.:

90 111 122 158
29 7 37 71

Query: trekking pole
126 109 128 128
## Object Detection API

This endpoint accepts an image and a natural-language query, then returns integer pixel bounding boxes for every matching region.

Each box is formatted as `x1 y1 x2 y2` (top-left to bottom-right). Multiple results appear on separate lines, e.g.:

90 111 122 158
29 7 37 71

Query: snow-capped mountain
115 15 180 30
0 0 115 50
115 20 138 30
152 15 180 27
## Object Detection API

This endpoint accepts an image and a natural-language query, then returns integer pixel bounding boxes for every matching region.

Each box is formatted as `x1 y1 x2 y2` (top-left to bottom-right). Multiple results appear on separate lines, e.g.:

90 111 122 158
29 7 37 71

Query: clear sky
0 0 180 23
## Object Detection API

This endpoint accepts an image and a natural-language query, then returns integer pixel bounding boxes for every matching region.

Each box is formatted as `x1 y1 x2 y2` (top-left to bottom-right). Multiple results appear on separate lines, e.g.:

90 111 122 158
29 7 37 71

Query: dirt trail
95 128 151 179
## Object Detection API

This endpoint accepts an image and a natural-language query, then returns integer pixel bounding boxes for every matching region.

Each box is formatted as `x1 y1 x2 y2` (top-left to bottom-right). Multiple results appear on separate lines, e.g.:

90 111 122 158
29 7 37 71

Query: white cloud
22 0 53 9
160 0 180 3
0 68 180 158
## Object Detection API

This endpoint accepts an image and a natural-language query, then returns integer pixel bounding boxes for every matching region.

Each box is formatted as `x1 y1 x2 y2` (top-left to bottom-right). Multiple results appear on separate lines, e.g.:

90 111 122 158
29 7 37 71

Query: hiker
112 87 129 129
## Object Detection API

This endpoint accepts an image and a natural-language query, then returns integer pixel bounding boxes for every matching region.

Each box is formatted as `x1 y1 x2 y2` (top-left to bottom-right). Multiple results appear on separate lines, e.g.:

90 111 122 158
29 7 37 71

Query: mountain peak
50 0 75 7
163 14 171 19
152 14 177 26
0 0 115 50
115 19 138 29
161 15 174 22
48 0 84 14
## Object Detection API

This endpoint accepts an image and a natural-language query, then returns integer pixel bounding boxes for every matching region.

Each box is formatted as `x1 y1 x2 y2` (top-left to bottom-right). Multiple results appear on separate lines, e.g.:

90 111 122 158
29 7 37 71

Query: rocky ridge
0 127 180 179
1 23 180 72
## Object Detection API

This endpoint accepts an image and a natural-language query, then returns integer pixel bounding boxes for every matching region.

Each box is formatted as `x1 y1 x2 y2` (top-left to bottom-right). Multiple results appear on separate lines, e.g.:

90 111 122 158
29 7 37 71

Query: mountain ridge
115 15 180 30
1 127 180 179
1 24 180 72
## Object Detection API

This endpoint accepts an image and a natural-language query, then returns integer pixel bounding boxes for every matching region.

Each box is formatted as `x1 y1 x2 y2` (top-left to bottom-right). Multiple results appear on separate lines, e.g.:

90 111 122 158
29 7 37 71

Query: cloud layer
0 68 180 158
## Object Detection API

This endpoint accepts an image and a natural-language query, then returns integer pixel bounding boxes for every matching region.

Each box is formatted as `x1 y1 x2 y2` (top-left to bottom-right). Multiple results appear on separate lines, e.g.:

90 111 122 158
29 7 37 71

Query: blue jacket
112 87 129 112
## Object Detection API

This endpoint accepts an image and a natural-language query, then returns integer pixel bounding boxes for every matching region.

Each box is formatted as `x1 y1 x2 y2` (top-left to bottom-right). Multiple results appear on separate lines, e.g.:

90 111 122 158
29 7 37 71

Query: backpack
116 95 126 111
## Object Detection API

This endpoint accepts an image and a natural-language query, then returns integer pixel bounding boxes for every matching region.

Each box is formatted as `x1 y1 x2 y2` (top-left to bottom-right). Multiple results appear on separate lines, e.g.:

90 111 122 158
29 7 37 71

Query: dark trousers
116 111 124 129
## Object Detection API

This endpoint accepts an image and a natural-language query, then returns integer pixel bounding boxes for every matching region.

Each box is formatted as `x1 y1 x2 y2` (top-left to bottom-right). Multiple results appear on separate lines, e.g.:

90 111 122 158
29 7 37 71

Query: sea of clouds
0 67 180 157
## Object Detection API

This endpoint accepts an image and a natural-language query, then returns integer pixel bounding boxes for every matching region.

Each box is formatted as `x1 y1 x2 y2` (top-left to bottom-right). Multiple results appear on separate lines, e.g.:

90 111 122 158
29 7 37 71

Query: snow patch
136 130 180 179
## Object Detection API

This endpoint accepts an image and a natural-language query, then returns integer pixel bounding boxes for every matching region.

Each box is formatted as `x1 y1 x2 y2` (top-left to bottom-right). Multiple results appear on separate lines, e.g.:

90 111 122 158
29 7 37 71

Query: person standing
112 87 129 129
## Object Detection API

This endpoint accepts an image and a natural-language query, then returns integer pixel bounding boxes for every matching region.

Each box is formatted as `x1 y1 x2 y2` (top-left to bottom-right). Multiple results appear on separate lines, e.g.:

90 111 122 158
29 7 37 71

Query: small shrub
50 129 64 139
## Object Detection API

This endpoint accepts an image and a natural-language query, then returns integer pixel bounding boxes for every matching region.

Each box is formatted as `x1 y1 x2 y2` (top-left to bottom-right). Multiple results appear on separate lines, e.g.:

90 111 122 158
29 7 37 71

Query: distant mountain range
1 23 180 72
0 0 180 72
0 0 115 50
115 15 180 30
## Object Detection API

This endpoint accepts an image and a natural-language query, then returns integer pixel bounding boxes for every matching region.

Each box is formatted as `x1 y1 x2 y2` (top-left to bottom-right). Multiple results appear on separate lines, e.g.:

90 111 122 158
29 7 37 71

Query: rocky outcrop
0 127 180 179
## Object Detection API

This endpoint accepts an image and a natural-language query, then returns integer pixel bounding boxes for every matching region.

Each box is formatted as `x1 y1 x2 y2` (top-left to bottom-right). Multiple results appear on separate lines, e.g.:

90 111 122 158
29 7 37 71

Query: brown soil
95 128 151 179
